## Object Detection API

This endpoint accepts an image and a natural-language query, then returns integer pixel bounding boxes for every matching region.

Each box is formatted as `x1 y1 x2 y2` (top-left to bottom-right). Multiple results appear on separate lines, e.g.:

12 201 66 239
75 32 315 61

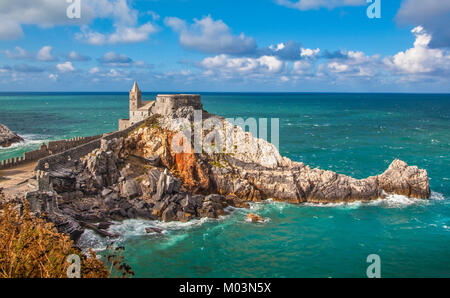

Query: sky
0 0 449 93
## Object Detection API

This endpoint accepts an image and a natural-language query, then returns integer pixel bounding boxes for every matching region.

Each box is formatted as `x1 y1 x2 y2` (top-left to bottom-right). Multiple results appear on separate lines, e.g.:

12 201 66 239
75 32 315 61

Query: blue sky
0 0 449 92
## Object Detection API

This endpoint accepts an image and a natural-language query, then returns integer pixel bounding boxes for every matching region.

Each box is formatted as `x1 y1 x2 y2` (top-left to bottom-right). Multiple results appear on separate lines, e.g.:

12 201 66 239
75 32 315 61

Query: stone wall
118 119 130 131
152 94 202 115
35 119 145 173
0 135 102 170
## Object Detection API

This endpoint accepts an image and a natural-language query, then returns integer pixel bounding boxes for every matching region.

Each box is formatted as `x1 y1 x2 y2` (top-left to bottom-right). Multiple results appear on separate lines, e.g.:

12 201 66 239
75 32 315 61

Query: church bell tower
130 81 141 111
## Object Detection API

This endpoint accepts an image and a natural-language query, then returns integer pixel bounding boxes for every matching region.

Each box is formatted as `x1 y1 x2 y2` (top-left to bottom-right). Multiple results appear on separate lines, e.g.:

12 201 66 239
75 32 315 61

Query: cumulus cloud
4 47 31 59
326 50 381 77
56 61 75 73
49 73 58 81
396 0 450 48
37 46 56 62
165 15 256 55
75 0 158 45
89 67 100 74
0 0 158 44
384 26 450 75
276 0 365 10
99 52 133 66
66 51 91 62
200 54 284 74
301 47 320 58
0 0 92 40
266 41 304 60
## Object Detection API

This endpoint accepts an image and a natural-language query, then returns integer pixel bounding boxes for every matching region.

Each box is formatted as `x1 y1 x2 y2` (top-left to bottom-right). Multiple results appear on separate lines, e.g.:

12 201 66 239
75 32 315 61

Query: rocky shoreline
19 104 430 243
0 124 23 148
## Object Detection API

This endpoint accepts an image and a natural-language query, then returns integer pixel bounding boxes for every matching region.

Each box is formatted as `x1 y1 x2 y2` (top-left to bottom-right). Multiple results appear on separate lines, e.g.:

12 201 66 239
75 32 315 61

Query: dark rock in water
0 124 23 148
145 227 164 234
97 222 113 230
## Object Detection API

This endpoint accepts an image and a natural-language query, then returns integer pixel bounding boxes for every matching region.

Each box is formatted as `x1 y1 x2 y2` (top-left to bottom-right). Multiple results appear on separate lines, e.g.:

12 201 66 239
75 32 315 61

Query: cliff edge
0 124 23 148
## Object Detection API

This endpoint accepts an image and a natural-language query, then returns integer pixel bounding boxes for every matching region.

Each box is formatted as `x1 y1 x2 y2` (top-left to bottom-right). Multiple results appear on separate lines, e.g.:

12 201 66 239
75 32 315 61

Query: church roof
131 81 140 92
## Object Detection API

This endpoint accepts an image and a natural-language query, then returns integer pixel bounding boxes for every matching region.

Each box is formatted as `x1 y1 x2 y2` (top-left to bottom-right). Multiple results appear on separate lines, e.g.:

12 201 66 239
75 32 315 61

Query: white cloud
165 15 256 55
67 51 90 62
328 61 350 73
396 0 450 48
301 47 320 58
4 46 30 59
49 73 58 81
75 0 158 45
276 0 365 10
108 23 157 44
0 0 158 44
89 67 100 74
0 17 24 39
37 46 56 62
200 54 284 74
266 41 304 60
99 52 133 66
56 61 75 73
385 26 450 74
293 60 313 74
0 0 92 40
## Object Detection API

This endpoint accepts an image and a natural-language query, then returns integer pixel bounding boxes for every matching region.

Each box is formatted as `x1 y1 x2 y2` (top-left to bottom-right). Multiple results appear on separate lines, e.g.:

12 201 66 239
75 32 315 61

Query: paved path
0 161 38 198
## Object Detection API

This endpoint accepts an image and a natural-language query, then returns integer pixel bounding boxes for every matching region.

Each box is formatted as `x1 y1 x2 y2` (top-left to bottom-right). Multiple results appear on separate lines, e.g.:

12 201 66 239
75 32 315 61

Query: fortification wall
0 135 102 170
35 119 145 172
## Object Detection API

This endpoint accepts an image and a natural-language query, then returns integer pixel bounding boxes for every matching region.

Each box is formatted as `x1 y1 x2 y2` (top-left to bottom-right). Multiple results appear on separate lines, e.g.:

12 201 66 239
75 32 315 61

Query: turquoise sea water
1 93 449 277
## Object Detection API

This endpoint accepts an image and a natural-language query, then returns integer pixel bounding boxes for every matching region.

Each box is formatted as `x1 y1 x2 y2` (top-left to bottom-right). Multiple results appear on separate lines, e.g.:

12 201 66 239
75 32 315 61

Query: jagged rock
145 227 164 234
0 124 23 148
247 213 264 223
161 203 178 222
120 179 141 198
155 169 181 201
26 191 84 241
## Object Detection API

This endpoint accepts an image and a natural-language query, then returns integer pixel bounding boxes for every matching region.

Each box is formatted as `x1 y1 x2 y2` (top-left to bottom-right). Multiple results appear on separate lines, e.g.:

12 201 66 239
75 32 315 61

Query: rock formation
26 100 431 242
0 124 23 148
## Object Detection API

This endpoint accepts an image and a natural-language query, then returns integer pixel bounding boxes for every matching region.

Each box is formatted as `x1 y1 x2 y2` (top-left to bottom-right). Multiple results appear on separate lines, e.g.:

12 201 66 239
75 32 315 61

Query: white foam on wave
0 134 49 151
303 191 446 209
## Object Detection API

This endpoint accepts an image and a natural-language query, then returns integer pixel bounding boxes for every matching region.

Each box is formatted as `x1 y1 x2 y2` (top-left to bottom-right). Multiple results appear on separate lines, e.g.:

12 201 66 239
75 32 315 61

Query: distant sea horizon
1 92 449 277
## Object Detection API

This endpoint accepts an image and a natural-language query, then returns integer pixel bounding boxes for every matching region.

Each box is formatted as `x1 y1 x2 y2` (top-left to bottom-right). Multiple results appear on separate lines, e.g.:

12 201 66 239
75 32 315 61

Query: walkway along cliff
23 83 430 242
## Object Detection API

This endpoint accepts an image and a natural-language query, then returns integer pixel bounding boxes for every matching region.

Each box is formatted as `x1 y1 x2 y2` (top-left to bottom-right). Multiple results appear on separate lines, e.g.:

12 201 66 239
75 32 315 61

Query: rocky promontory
0 124 23 148
24 103 430 242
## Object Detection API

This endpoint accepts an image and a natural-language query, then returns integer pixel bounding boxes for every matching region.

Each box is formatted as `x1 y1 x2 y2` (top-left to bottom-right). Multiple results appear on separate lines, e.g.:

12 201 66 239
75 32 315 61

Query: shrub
0 190 109 278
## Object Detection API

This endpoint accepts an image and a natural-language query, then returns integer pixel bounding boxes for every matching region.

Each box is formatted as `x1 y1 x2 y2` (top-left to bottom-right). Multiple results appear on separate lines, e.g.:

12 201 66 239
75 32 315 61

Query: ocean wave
302 191 446 209
0 134 49 150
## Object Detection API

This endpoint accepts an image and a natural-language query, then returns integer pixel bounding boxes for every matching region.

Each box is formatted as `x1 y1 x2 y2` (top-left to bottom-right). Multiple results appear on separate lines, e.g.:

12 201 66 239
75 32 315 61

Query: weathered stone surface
120 179 141 198
0 124 23 148
26 191 84 241
247 213 264 223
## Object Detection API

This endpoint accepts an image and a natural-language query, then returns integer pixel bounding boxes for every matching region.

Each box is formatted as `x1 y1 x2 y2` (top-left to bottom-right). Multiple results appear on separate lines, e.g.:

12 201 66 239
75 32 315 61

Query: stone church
118 82 203 130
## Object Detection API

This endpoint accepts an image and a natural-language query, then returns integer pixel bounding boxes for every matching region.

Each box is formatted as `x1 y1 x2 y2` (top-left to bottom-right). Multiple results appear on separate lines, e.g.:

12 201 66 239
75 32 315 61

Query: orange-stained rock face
168 133 211 193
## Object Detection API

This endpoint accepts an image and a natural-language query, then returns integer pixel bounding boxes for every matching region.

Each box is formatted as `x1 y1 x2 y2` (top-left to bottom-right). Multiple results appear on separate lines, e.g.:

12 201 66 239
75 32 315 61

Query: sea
0 92 449 277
